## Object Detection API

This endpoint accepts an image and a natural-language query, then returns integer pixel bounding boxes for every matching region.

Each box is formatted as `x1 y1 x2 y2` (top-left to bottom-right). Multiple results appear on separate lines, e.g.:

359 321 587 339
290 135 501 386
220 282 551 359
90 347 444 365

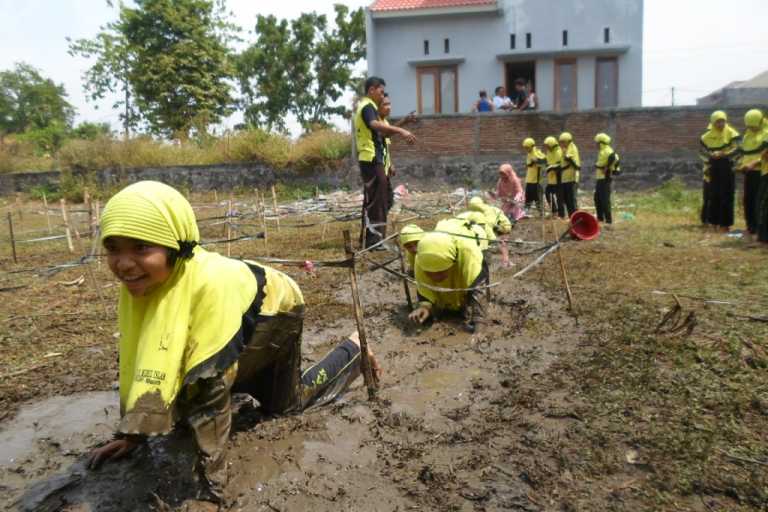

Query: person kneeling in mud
409 232 487 334
87 181 381 503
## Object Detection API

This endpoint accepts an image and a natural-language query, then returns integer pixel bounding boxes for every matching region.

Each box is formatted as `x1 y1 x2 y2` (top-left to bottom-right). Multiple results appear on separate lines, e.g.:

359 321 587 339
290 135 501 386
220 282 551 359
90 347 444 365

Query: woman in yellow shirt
738 109 767 238
543 137 564 218
700 111 741 232
87 181 380 502
522 138 547 216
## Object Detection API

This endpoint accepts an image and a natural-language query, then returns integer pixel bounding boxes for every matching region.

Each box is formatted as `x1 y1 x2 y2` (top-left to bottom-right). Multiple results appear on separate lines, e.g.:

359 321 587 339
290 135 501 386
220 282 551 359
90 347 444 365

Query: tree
236 4 366 132
0 63 75 136
68 31 139 138
70 0 236 139
71 121 112 140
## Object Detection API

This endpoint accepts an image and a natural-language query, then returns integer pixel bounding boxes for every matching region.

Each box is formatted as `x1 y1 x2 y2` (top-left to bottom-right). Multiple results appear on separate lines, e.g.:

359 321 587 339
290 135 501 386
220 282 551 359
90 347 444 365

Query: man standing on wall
355 77 416 248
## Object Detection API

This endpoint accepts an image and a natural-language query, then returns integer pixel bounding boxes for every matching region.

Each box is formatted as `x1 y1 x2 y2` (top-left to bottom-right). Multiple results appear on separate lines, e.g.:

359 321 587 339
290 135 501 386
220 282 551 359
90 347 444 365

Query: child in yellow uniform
558 132 581 216
594 133 621 224
543 137 564 218
522 138 547 216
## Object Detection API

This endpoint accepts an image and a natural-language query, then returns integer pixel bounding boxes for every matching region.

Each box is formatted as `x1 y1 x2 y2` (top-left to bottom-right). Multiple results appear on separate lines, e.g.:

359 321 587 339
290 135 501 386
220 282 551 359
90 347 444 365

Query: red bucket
569 211 600 241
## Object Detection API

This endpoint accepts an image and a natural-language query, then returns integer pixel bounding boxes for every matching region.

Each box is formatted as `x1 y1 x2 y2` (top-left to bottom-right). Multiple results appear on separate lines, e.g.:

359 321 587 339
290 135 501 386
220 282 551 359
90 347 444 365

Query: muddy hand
409 306 431 324
87 438 139 470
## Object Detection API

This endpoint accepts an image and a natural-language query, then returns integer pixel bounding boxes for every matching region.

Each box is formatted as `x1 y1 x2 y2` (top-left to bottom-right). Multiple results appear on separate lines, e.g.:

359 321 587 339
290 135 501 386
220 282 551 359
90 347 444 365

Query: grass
0 128 351 176
532 181 768 509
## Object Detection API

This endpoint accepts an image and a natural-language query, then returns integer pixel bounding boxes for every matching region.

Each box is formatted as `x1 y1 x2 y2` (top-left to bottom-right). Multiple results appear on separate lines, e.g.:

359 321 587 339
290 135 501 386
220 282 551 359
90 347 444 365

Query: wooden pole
15 194 23 222
271 185 280 232
397 242 413 310
7 212 17 264
94 199 101 268
42 193 52 234
226 197 233 257
84 189 92 239
60 198 75 253
342 230 378 400
258 190 268 252
213 189 218 202
552 219 574 312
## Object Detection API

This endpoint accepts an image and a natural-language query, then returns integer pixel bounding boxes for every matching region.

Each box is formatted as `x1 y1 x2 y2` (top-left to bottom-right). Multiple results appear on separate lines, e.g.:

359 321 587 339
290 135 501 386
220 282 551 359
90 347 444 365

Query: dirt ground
0 188 766 511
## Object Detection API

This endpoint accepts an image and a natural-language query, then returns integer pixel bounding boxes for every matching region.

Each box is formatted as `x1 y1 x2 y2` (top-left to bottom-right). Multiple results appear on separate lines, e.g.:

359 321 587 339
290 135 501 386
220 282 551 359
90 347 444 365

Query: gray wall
698 88 768 107
368 0 643 117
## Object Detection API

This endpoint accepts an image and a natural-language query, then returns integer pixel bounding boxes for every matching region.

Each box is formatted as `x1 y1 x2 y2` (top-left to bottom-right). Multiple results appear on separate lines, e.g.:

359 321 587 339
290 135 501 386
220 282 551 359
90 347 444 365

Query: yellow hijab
399 224 424 268
442 212 492 250
740 110 767 170
701 110 740 150
414 232 483 312
101 182 267 435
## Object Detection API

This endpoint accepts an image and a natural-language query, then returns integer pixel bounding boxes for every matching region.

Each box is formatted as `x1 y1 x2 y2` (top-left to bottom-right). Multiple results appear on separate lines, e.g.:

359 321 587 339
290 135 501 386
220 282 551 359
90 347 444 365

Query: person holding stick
543 137 564 218
409 232 487 334
354 76 416 249
87 181 381 504
593 133 621 225
522 138 547 216
558 132 581 216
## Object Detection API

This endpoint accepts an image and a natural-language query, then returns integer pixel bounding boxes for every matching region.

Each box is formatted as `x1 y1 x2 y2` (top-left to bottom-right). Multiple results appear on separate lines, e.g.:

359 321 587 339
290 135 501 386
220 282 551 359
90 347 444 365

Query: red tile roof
370 0 496 12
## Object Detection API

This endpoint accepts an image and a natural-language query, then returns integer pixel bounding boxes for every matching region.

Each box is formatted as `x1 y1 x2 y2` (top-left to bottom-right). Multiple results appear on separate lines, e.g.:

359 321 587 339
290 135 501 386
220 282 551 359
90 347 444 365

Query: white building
366 0 644 116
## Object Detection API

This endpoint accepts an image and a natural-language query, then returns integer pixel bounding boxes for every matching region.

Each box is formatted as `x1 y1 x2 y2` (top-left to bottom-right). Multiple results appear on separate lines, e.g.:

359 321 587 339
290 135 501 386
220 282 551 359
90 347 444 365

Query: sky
1 0 767 135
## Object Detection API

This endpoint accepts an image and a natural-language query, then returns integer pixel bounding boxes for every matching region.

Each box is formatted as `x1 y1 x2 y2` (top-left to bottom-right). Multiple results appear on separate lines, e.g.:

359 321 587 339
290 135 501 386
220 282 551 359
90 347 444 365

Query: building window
595 57 618 108
554 59 577 112
417 66 458 115
423 40 429 55
444 38 450 54
604 27 610 44
562 30 568 47
526 33 532 48
510 33 516 50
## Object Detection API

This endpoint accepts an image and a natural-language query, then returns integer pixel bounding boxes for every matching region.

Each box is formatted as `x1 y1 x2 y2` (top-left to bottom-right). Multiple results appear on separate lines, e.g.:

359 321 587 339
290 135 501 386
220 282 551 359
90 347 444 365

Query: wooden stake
321 222 328 242
552 219 574 312
226 197 233 257
42 192 52 234
84 189 92 238
213 189 218 202
397 242 413 310
60 198 75 253
342 230 378 400
271 185 280 232
72 226 110 318
94 199 101 268
7 212 17 264
258 190 269 252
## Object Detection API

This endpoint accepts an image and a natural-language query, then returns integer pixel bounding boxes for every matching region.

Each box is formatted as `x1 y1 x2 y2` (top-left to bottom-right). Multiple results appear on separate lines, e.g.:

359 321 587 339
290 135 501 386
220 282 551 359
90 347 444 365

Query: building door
417 66 458 114
595 57 618 108
554 59 577 112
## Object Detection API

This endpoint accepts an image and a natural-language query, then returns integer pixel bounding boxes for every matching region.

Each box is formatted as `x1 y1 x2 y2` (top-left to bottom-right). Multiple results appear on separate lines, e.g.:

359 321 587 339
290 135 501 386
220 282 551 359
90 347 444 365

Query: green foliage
236 5 365 132
70 122 112 140
70 0 236 138
0 63 75 135
16 121 70 154
631 178 699 215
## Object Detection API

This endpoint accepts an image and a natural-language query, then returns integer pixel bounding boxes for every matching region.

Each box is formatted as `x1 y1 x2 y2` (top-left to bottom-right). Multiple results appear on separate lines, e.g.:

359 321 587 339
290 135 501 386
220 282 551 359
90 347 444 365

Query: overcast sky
1 0 767 135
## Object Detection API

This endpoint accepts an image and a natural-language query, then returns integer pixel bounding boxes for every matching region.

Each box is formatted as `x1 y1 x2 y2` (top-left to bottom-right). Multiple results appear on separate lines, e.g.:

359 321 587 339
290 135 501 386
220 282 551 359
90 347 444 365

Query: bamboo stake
60 199 75 253
94 199 101 269
72 225 110 318
321 222 328 242
7 212 17 264
271 185 280 232
342 230 377 400
226 197 233 257
258 190 269 252
84 189 92 239
397 242 413 310
552 219 574 312
15 194 23 222
213 189 218 202
42 193 52 234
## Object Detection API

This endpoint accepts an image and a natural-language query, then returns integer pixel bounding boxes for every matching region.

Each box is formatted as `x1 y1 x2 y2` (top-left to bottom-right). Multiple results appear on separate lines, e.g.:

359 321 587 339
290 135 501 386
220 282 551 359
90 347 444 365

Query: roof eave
370 4 500 19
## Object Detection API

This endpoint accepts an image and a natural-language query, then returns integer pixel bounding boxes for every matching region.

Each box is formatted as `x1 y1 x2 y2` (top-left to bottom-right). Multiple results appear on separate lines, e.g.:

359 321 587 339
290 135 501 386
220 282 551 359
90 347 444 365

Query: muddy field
0 188 766 511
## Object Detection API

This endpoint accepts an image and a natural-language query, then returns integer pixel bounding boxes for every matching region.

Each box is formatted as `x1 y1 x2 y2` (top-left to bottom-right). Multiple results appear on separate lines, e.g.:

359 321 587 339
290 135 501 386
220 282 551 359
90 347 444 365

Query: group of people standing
699 109 768 243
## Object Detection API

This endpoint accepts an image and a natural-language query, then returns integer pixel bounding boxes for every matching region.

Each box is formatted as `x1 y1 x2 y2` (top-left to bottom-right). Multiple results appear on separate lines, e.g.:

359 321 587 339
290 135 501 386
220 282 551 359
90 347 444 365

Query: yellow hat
522 138 535 149
416 233 456 272
544 136 558 148
558 132 573 143
468 196 486 212
399 224 425 245
101 181 199 252
594 133 611 144
745 109 764 129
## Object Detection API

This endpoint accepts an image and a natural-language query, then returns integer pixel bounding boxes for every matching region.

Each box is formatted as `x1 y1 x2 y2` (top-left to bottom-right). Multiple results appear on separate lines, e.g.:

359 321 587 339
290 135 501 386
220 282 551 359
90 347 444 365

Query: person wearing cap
409 232 487 333
543 137 564 218
594 133 621 225
700 111 741 232
399 224 425 273
87 181 381 502
737 109 767 239
522 138 547 217
558 132 581 217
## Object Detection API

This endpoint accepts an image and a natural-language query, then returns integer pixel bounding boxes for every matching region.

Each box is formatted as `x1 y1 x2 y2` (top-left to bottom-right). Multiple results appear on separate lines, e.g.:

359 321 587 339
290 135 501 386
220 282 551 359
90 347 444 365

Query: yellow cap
544 136 558 148
522 138 535 149
558 132 573 143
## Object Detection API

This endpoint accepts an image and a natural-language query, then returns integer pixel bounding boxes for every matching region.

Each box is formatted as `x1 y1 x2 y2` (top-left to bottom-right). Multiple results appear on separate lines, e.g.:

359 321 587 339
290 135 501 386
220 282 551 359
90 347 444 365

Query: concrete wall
368 0 643 116
698 88 768 108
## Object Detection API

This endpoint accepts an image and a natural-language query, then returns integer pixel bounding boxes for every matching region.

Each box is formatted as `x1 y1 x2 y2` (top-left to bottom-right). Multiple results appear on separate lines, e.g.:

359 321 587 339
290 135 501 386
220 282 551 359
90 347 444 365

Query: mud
1 197 585 511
